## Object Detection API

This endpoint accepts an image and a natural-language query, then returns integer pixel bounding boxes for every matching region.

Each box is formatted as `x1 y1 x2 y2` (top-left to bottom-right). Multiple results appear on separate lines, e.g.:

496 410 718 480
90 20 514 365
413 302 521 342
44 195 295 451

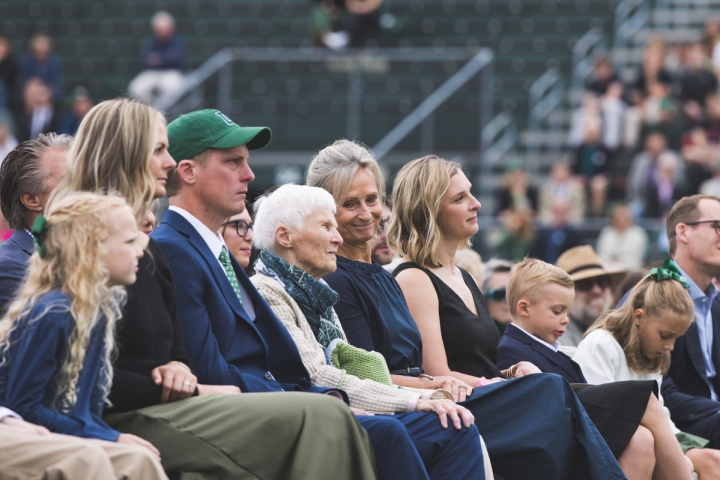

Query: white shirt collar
512 323 561 352
169 206 226 259
0 407 21 422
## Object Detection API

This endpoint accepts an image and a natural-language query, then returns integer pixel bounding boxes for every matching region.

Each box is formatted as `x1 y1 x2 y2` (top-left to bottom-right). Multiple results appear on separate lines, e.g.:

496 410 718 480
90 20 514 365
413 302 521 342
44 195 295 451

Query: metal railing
156 47 495 154
526 67 565 173
572 27 606 96
614 0 650 52
372 48 494 159
480 112 516 168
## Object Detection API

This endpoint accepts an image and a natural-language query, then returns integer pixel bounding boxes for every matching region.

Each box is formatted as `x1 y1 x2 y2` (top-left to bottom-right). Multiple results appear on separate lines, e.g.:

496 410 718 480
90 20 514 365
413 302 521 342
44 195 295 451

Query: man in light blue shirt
662 194 720 448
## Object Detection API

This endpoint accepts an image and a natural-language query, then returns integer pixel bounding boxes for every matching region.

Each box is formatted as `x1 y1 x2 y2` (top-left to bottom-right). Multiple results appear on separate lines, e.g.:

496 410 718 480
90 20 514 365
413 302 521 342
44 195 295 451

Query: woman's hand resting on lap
430 376 473 402
416 399 475 429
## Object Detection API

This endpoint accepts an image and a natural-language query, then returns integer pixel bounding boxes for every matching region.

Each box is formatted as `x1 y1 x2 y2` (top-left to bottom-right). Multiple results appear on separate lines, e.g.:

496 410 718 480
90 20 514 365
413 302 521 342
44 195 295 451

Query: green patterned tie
219 247 243 306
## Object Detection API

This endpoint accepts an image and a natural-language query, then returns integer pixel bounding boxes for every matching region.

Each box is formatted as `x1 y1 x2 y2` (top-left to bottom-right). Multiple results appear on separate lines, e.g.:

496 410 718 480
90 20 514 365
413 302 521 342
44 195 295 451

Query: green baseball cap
167 109 272 163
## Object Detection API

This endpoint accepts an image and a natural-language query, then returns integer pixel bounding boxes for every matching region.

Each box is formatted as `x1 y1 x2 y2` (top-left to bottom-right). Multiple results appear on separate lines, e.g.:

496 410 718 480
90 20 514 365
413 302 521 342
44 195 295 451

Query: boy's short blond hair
507 258 574 316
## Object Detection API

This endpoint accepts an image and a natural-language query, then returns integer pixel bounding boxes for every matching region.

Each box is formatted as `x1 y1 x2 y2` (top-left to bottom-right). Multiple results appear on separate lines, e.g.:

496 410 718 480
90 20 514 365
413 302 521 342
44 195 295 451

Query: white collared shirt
512 323 561 352
169 206 256 321
0 407 21 422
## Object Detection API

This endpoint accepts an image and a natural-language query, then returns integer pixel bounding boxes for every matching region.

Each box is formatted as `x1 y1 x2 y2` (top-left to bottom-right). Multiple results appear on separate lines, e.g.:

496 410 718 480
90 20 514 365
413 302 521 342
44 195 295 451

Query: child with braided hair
575 260 720 478
0 192 165 479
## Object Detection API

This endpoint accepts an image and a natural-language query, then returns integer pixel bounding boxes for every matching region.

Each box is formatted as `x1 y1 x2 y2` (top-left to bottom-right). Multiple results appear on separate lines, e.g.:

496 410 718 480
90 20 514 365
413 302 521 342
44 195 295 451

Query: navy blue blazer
497 324 587 384
152 211 330 396
0 229 33 315
662 297 720 428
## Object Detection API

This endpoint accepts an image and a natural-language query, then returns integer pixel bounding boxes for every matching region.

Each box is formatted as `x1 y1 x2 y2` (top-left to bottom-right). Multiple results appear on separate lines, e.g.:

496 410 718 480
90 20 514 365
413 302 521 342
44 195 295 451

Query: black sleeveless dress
394 262 655 459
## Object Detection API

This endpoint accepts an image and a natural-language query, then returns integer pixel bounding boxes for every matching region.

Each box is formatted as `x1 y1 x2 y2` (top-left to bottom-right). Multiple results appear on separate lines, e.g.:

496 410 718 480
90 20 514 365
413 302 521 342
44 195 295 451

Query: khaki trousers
0 430 167 480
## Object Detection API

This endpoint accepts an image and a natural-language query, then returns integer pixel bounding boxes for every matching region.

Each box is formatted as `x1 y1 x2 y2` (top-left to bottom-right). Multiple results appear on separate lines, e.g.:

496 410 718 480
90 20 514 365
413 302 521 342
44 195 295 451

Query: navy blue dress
0 290 120 441
326 257 626 480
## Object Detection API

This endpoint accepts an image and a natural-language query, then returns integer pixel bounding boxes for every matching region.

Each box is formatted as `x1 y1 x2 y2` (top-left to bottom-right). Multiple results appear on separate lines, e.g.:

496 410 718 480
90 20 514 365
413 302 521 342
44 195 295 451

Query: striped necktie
219 247 243 306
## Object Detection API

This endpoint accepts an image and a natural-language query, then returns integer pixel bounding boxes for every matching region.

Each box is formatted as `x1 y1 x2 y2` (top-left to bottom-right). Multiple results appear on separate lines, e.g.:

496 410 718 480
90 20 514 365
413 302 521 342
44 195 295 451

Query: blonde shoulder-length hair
306 139 386 206
51 97 164 221
0 193 130 412
586 274 694 374
388 155 467 269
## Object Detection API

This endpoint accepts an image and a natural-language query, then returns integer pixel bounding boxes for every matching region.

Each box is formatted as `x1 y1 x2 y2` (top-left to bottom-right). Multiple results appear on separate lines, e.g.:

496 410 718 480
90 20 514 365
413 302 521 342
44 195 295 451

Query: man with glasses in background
481 259 514 335
555 245 625 347
656 195 720 448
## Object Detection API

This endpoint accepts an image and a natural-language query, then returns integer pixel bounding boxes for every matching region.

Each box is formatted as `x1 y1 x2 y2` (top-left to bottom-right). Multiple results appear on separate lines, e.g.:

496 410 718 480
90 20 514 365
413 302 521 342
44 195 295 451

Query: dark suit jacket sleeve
0 249 29 316
497 334 524 370
157 240 255 391
325 270 376 353
662 375 720 425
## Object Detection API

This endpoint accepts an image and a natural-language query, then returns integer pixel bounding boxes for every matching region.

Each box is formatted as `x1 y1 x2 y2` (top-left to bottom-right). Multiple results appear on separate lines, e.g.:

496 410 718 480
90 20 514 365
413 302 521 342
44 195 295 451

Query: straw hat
555 245 626 287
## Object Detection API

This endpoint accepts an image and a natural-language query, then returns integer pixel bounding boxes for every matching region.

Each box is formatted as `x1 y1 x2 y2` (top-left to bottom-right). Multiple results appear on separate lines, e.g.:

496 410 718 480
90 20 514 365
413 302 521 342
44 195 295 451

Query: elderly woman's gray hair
253 184 337 251
307 139 386 205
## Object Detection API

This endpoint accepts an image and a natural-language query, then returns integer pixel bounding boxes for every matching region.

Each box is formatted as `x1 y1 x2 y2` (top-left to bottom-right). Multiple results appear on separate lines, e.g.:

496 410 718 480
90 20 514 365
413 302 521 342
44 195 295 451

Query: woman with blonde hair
49 99 380 480
0 192 165 479
392 155 696 480
310 139 627 480
576 267 720 478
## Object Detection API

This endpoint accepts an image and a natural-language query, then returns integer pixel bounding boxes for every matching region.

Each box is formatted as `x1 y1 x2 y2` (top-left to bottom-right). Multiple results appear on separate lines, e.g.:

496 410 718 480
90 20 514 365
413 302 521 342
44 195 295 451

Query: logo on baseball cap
167 109 272 163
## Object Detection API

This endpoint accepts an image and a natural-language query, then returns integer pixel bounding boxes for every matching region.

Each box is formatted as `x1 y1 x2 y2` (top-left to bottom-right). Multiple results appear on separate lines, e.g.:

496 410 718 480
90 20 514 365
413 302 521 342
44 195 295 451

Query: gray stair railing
526 67 565 173
614 0 650 53
157 47 494 153
372 48 494 160
480 111 516 169
572 27 606 96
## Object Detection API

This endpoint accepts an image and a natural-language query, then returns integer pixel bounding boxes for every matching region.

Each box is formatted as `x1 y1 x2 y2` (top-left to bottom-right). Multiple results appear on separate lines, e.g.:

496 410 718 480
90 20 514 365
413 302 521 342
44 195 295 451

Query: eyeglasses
378 217 391 232
222 219 252 237
484 287 506 302
575 276 611 292
682 220 720 236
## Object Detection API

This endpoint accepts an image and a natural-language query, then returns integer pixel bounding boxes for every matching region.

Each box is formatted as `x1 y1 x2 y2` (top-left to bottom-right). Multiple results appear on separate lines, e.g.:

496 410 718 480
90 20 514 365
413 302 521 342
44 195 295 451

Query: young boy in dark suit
496 258 585 381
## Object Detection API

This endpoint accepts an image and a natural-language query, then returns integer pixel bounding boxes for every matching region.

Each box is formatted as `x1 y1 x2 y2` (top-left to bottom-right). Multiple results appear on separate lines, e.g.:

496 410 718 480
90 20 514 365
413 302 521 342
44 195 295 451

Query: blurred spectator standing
128 11 185 106
16 78 60 142
584 56 620 97
631 37 673 98
705 93 720 144
0 36 17 111
19 34 61 100
596 204 648 270
309 0 383 50
641 80 682 151
494 208 536 262
678 42 718 106
58 87 93 136
600 82 626 154
556 245 623 347
642 151 683 218
627 132 683 217
538 161 585 224
0 115 17 165
494 160 538 217
572 118 611 216
530 200 584 263
681 125 719 194
481 259 513 335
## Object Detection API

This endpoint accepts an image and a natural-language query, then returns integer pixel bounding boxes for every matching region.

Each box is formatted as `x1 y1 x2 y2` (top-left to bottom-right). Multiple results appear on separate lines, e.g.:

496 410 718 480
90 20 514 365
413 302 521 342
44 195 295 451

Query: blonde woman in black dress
390 155 692 480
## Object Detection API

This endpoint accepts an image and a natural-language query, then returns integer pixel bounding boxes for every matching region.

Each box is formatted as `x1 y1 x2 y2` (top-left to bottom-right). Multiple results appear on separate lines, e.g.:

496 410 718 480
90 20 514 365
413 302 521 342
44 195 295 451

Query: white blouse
575 329 680 433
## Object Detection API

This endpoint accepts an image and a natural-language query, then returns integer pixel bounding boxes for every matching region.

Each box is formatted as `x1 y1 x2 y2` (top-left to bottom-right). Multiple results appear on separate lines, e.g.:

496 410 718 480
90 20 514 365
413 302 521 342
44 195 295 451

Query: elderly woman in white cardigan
248 184 493 480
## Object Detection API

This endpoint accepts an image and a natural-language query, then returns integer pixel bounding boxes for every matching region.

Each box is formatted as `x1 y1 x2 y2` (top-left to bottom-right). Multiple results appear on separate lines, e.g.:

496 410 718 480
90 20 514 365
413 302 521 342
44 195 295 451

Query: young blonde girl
575 262 720 477
0 192 162 478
